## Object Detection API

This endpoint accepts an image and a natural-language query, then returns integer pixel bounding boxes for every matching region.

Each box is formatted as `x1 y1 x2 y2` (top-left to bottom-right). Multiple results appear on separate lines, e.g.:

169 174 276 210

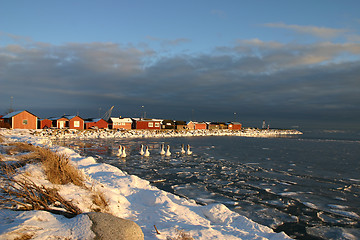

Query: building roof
2 110 37 119
111 117 133 123
49 116 69 121
228 122 242 125
132 118 163 122
63 115 83 120
85 118 104 123
187 121 207 124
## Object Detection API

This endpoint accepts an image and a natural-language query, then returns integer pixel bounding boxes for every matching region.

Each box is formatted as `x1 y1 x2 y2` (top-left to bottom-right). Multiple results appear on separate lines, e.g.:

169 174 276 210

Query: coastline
0 129 293 239
31 128 303 140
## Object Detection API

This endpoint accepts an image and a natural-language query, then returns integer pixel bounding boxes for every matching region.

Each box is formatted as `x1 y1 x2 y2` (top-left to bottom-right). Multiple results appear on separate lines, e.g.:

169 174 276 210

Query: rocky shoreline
30 128 303 140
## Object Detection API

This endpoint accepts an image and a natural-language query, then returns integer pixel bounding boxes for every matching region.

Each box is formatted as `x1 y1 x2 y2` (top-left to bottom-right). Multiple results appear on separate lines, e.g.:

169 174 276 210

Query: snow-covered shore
0 129 292 239
33 128 303 140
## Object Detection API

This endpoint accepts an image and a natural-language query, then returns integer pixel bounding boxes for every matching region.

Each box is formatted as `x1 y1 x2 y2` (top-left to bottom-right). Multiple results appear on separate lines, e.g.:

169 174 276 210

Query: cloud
347 34 360 42
1 36 360 126
146 36 191 47
263 22 349 39
233 39 360 71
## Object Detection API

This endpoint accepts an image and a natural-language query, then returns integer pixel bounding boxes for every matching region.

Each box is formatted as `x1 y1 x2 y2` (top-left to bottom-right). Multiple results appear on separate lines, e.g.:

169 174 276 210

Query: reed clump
35 147 84 187
90 189 109 212
5 142 37 155
0 165 82 215
3 142 84 186
0 141 109 215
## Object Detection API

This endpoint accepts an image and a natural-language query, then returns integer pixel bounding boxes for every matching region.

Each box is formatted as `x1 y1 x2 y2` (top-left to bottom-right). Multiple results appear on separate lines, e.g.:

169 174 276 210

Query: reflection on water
54 133 360 240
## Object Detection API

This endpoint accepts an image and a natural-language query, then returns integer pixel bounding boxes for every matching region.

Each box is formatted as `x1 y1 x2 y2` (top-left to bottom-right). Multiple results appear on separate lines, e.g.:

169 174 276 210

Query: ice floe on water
307 226 360 240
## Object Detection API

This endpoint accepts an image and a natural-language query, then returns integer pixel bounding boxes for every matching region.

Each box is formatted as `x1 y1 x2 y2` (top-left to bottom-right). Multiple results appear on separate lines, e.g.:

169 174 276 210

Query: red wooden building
65 115 84 130
0 115 8 128
228 122 242 130
38 119 53 129
2 110 38 129
85 118 109 129
50 117 69 129
208 122 227 130
132 118 162 130
110 117 132 130
187 121 207 130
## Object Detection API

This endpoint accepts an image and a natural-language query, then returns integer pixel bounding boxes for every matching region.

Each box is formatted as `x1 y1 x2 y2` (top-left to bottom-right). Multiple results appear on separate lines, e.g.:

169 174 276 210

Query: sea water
54 129 360 240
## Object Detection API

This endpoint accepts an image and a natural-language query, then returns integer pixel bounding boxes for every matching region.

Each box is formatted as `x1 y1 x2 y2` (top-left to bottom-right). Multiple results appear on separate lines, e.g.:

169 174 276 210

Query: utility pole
141 106 145 119
8 96 14 113
262 120 266 129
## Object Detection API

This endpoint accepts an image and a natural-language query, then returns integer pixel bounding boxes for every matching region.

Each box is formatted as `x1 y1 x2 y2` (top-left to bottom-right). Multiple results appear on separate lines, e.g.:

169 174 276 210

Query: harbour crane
102 106 114 121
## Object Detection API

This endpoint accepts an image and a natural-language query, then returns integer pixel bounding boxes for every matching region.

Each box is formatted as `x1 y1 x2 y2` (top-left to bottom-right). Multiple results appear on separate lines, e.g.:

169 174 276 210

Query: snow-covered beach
33 128 303 140
0 129 296 239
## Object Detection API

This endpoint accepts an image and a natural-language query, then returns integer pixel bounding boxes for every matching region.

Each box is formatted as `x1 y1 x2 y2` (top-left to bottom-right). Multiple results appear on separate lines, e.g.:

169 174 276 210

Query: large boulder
87 212 144 240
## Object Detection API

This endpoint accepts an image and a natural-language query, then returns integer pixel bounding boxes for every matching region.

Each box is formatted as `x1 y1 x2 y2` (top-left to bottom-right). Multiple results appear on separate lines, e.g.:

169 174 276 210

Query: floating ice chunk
328 209 360 219
317 212 358 225
279 192 298 196
307 226 360 240
328 204 349 210
197 198 216 204
303 202 319 209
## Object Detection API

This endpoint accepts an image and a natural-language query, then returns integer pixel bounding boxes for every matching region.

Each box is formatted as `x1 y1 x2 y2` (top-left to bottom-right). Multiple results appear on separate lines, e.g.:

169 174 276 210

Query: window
155 122 160 127
22 119 28 125
148 122 153 127
74 121 80 127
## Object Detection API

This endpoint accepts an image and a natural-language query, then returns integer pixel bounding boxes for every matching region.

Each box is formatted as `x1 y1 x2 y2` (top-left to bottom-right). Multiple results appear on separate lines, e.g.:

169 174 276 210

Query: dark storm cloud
1 36 360 125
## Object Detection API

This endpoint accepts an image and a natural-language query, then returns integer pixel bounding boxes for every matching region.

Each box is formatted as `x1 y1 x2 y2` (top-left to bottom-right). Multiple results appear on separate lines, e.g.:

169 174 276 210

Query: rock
87 212 144 240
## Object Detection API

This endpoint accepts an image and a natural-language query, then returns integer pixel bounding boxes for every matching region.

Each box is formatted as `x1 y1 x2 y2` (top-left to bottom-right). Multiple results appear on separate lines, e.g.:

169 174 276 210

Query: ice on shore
0 129 292 239
33 128 303 140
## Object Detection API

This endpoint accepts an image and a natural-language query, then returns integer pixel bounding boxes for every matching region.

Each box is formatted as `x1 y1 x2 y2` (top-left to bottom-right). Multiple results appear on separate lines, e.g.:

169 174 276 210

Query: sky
1 0 360 129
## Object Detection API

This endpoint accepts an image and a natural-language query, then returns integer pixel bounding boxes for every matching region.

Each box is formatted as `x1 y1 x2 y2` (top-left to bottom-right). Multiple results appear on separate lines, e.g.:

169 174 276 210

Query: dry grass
3 142 84 186
90 189 109 212
0 166 82 215
167 229 194 240
0 141 110 215
16 152 41 162
5 142 38 155
14 233 35 240
36 147 84 187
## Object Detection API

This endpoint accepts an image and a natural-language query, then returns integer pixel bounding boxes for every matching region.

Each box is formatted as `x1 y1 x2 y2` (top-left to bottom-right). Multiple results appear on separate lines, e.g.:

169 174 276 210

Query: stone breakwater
30 128 303 139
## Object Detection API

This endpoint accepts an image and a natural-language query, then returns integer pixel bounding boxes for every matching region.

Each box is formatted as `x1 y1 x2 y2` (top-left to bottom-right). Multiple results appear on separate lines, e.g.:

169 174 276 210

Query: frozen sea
54 129 360 240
